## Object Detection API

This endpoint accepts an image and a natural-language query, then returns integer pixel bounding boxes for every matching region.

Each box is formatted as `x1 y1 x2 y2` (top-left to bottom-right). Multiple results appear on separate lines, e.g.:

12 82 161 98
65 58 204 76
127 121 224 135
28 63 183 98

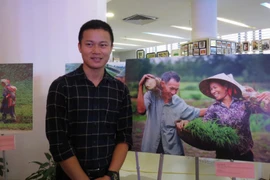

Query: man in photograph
137 71 206 155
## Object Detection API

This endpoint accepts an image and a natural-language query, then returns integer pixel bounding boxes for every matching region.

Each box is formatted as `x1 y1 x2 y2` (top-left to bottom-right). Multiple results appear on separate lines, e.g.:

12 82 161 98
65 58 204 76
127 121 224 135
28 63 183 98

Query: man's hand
175 120 190 132
139 74 155 86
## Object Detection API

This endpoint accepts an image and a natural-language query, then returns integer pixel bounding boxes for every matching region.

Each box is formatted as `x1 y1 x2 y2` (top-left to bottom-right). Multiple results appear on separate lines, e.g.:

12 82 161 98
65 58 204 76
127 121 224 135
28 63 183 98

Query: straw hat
199 73 244 99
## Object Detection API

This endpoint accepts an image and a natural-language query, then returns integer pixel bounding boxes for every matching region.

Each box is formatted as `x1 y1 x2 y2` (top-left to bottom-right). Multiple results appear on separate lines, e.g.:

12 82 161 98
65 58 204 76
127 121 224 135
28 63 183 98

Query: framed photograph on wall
262 39 270 51
216 40 222 47
242 41 249 52
222 41 227 48
210 47 217 55
199 48 207 55
236 43 241 53
216 47 222 54
193 42 199 49
210 40 216 46
188 43 193 51
199 41 206 48
226 42 231 48
157 50 169 57
146 52 156 59
171 49 180 57
231 42 236 49
252 40 259 51
136 49 145 59
193 49 199 56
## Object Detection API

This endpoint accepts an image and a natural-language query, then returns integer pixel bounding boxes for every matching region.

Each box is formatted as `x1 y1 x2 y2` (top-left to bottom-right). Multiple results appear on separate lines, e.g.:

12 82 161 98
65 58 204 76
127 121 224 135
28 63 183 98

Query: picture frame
171 49 180 57
216 40 222 47
183 44 188 52
261 39 270 51
210 40 216 47
188 43 193 51
157 50 169 57
226 42 231 49
242 41 249 52
199 40 206 48
136 49 145 59
222 41 227 48
146 52 156 59
252 40 259 51
236 43 241 53
193 48 199 56
231 42 236 49
193 42 199 49
199 48 207 55
210 47 217 55
216 47 222 54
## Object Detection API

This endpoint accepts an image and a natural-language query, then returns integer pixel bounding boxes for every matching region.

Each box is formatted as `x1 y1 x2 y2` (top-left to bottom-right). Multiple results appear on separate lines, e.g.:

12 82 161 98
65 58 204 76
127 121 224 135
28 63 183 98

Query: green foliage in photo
184 119 240 148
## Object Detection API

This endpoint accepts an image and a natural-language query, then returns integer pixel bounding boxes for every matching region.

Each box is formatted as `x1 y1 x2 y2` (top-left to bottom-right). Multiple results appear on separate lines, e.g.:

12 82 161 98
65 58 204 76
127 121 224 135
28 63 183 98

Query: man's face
161 78 180 100
78 29 113 70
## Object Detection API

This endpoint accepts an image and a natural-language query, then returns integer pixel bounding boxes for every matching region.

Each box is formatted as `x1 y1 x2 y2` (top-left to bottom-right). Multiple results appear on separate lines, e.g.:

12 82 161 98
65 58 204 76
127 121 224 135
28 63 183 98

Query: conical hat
199 73 244 99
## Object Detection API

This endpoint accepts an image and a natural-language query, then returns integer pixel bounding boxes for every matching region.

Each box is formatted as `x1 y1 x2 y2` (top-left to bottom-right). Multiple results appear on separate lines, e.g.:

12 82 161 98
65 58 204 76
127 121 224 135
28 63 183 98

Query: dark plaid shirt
46 65 132 170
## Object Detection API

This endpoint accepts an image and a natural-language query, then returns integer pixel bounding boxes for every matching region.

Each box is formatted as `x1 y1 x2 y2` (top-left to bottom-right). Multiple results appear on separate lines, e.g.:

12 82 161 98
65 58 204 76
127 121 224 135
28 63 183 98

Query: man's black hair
78 19 114 45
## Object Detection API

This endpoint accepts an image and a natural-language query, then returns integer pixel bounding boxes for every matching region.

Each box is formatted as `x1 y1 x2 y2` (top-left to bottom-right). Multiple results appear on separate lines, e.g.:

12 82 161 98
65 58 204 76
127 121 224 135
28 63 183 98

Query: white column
0 0 106 179
191 0 217 40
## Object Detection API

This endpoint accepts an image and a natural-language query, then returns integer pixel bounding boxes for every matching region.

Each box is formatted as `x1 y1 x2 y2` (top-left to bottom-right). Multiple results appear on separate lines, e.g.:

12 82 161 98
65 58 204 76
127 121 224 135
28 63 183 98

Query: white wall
0 0 106 179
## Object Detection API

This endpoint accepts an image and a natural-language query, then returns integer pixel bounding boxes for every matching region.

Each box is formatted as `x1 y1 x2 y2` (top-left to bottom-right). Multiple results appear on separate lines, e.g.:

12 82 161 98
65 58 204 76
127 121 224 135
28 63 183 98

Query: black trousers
216 149 254 162
55 164 109 180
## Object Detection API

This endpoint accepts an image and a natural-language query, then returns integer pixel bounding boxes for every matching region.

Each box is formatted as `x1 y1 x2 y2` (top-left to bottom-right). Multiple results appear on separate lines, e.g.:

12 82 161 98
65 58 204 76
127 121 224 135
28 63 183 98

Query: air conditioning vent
123 14 158 25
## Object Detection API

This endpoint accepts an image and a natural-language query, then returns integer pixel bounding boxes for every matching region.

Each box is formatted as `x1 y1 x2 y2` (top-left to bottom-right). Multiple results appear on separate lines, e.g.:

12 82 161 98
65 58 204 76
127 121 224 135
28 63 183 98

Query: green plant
185 118 240 148
26 152 56 180
0 157 9 177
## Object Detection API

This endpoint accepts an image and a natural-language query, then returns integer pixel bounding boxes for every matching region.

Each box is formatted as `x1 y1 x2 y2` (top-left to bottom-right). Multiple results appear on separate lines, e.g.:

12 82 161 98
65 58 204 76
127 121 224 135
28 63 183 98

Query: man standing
137 71 205 155
46 20 132 180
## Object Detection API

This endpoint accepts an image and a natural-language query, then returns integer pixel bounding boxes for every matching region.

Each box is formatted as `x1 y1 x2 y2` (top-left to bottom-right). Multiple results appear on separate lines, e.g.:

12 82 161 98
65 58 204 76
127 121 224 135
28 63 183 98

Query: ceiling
107 0 270 52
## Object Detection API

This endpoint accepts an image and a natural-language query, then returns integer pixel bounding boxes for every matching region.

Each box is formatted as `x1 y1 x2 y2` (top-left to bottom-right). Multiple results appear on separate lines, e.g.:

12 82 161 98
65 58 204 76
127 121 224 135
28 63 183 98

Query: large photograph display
0 63 33 132
126 54 270 163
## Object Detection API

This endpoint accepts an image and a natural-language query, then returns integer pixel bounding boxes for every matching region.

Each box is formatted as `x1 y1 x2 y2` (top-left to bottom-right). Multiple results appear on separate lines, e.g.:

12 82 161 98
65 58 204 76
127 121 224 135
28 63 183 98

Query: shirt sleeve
45 78 75 162
144 91 152 110
203 105 216 121
116 84 133 149
178 98 200 120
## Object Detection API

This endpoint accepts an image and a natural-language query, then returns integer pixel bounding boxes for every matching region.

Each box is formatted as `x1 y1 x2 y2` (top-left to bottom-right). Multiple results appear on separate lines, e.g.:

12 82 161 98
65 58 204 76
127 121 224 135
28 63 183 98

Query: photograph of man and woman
125 54 270 163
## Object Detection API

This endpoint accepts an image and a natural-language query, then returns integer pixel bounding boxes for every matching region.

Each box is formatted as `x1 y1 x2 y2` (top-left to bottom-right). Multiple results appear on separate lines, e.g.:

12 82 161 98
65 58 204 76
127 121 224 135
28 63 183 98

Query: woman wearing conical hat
199 73 269 161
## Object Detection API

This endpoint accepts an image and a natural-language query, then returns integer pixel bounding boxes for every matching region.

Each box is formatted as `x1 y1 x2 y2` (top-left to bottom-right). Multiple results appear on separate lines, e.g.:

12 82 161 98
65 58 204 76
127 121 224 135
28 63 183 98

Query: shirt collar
75 64 114 83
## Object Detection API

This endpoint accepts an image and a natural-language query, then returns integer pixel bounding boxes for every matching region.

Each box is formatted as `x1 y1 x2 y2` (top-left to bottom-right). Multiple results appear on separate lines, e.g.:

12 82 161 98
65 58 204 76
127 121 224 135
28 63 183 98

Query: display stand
195 157 199 180
157 154 164 180
135 151 141 180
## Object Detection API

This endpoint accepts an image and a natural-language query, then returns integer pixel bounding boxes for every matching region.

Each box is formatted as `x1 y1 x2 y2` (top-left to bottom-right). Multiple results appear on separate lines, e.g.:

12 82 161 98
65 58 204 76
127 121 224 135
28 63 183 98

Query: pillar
191 0 217 40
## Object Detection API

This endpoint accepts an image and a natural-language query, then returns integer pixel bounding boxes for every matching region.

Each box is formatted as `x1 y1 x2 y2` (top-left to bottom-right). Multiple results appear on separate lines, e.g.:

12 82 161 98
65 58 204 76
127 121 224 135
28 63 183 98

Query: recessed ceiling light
171 25 192 31
106 12 114 18
113 47 124 49
217 17 253 28
122 37 161 43
180 41 188 44
261 2 270 9
114 42 140 46
143 32 185 39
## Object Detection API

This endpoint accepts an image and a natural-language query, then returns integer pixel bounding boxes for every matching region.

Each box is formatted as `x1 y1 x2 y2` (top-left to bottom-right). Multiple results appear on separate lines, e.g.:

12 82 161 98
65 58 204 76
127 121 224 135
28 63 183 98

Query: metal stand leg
195 157 199 180
157 154 164 180
135 152 141 180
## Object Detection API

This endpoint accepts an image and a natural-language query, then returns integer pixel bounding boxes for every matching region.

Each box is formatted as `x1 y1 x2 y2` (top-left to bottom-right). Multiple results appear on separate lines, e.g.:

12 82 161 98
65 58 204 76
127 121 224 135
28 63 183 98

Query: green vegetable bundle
179 119 240 150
